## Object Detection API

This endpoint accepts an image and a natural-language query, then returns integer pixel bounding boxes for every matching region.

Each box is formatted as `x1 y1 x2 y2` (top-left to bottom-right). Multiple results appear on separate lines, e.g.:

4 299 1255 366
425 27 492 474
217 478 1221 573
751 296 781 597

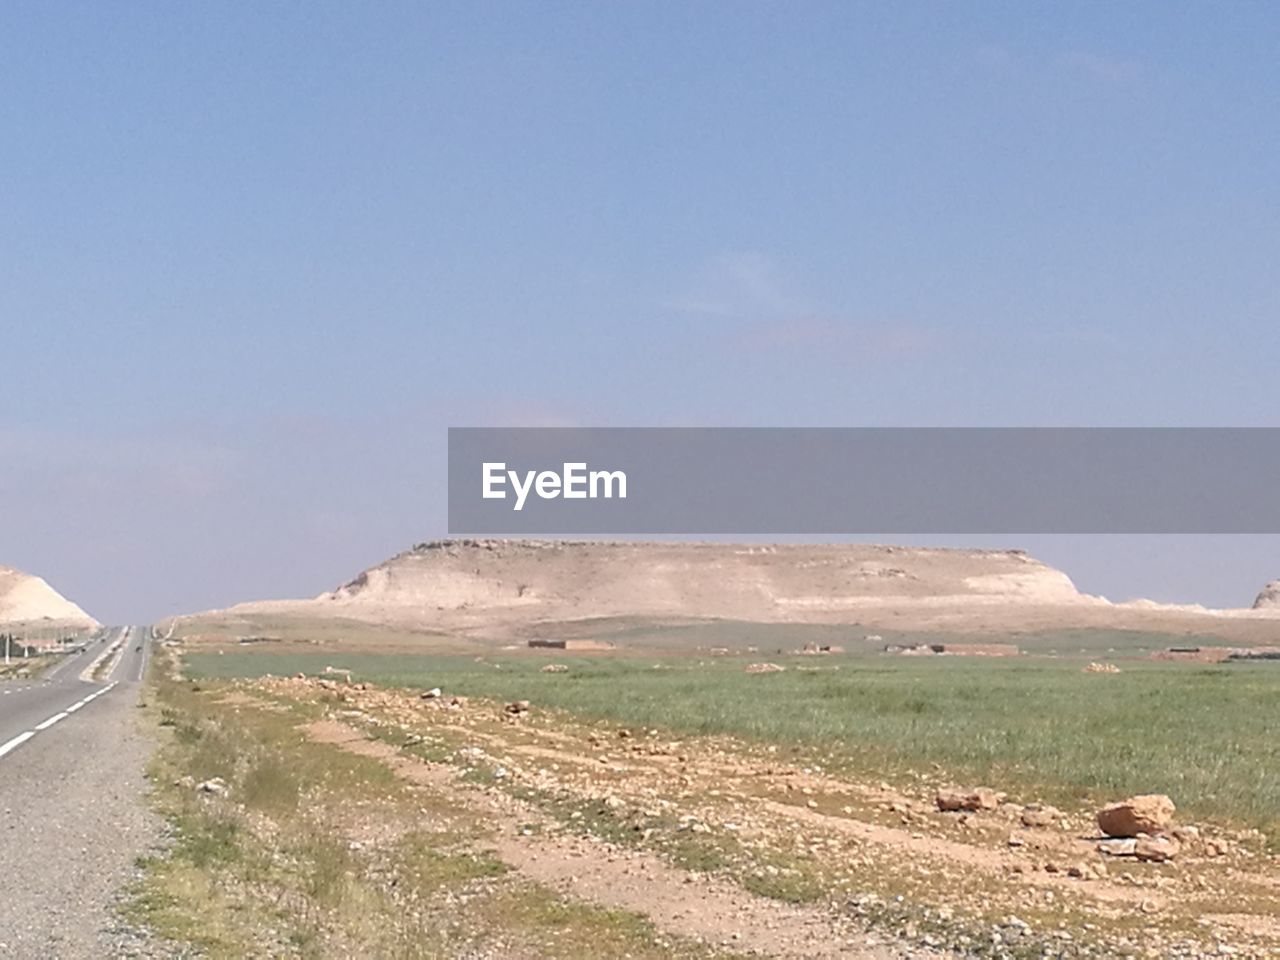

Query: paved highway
0 626 148 761
0 626 163 958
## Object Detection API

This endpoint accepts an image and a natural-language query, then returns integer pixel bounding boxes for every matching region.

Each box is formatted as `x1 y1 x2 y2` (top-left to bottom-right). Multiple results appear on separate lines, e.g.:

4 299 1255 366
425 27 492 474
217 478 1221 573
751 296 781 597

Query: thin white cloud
665 250 792 320
667 253 940 362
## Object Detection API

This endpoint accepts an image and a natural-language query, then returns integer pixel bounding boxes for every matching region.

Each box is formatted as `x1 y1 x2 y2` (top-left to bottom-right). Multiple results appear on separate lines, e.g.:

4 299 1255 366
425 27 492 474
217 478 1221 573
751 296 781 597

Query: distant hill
214 539 1128 635
1253 579 1280 610
187 540 1280 647
0 564 99 630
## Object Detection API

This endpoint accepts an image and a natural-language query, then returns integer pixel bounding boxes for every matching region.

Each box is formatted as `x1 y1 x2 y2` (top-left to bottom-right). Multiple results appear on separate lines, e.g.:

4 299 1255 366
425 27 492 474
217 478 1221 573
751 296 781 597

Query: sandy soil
243 676 1280 959
305 718 933 960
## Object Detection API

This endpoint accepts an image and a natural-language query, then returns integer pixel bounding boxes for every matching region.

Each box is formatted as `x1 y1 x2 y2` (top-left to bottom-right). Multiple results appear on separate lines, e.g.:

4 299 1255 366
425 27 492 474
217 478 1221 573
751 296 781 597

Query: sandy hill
1253 580 1280 610
220 539 1138 637
0 564 99 630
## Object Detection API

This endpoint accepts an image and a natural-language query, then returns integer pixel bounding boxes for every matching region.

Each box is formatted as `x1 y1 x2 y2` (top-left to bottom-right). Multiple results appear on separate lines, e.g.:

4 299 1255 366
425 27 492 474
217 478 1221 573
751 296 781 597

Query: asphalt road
0 626 167 958
0 628 138 752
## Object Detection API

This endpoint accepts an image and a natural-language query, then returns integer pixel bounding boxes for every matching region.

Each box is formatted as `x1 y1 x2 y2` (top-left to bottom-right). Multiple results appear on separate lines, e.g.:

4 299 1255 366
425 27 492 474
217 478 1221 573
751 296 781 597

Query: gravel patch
0 683 179 959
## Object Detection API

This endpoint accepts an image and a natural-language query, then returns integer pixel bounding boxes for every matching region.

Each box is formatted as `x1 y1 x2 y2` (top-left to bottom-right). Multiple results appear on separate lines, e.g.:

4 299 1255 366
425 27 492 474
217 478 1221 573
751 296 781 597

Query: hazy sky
3 3 1278 623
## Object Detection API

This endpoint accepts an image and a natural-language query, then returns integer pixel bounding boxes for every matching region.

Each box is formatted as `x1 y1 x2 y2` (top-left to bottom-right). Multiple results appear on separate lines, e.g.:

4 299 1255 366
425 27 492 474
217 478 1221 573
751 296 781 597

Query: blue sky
2 2 1278 622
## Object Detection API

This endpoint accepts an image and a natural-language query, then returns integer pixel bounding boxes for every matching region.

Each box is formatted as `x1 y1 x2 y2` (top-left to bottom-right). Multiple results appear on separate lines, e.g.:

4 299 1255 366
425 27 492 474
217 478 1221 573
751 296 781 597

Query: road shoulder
0 680 173 959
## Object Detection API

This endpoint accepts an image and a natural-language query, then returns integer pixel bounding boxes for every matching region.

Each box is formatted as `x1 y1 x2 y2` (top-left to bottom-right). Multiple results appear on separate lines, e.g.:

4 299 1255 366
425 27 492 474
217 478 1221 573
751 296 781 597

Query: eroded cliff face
0 565 99 628
234 539 1087 627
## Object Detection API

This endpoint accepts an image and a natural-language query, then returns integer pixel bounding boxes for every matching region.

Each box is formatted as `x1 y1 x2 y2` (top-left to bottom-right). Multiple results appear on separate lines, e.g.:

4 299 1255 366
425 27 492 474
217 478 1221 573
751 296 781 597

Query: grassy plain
185 648 1280 839
132 649 743 959
132 624 1280 959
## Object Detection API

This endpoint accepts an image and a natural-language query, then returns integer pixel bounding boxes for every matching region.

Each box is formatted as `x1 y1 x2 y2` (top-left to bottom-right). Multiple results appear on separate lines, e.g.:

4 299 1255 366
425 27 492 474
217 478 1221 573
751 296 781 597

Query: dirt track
306 718 937 960
252 676 1280 959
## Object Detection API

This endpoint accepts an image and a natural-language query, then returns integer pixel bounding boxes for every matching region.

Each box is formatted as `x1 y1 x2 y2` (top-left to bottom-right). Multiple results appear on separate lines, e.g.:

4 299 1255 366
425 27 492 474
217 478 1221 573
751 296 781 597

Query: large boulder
1252 580 1280 609
1096 794 1175 838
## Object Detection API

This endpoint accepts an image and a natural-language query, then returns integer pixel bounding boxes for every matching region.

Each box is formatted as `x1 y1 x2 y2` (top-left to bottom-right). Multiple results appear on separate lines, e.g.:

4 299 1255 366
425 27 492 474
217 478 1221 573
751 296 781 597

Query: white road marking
0 731 35 758
34 712 67 731
0 681 119 762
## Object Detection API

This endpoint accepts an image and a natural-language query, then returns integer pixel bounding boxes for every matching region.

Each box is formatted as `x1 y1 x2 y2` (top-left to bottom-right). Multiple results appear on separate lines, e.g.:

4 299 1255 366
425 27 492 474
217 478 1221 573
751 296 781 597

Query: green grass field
532 617 1235 656
140 651 738 959
185 647 1280 841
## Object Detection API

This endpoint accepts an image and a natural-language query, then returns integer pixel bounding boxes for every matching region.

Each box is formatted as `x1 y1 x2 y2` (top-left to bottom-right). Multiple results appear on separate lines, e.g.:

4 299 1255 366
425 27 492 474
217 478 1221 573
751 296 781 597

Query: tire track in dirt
251 676 1280 957
304 719 946 960
409 709 1166 912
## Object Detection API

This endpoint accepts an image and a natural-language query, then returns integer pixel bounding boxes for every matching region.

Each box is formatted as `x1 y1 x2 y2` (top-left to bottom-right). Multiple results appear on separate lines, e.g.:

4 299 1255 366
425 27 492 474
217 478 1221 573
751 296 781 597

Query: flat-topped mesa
306 540 1088 626
1253 580 1280 610
0 564 99 629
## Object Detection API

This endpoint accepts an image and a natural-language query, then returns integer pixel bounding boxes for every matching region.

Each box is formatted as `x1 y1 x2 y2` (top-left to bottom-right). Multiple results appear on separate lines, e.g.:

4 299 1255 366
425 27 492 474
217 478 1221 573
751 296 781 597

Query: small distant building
939 643 1019 657
526 638 615 651
1228 648 1280 661
885 642 1018 657
884 642 937 655
1153 646 1232 662
565 639 614 651
799 643 845 655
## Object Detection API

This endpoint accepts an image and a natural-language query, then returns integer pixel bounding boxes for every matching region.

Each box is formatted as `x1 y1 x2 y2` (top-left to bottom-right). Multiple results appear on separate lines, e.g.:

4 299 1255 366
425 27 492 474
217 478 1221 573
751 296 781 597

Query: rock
1096 833 1181 862
1098 838 1137 857
936 787 1004 812
1083 662 1121 673
196 777 228 796
540 664 568 673
421 687 443 700
1019 804 1060 828
1096 795 1175 838
745 662 786 674
504 700 531 716
1252 579 1280 609
1134 834 1180 862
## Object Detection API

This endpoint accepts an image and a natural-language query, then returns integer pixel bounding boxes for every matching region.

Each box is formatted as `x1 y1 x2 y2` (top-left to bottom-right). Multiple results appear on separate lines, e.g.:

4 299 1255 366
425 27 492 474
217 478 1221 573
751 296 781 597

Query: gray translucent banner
448 428 1280 534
